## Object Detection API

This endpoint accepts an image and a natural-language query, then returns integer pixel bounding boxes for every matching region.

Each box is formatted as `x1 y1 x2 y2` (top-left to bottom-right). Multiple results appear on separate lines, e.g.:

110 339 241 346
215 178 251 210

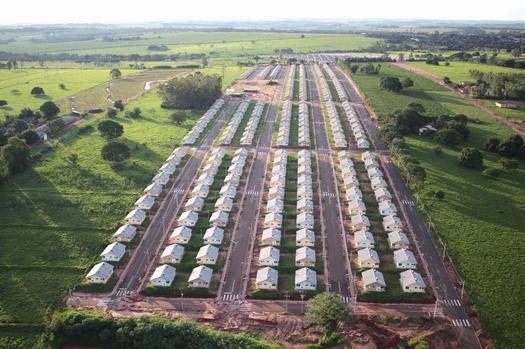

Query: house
188 265 213 288
388 231 410 249
204 226 224 245
125 209 146 226
361 151 375 162
160 244 185 264
374 188 392 202
259 246 280 266
228 162 244 176
184 196 205 212
345 187 363 201
215 196 233 212
394 249 417 269
152 172 170 185
210 210 229 227
367 167 383 180
159 162 177 176
150 264 176 287
268 186 285 201
144 182 163 197
172 146 188 158
295 267 317 291
169 226 192 244
347 198 366 215
135 194 155 211
113 224 137 242
378 200 397 216
86 262 114 284
362 269 386 292
219 184 237 199
196 244 219 265
202 163 219 175
234 148 249 157
295 246 316 267
357 248 380 269
341 166 357 178
207 153 223 166
364 158 378 170
165 153 182 165
231 155 246 167
343 175 359 189
191 184 210 198
297 198 314 214
261 228 281 246
224 172 241 187
100 242 126 262
264 212 283 229
256 267 278 290
197 173 215 186
351 214 370 231
354 230 375 248
383 215 403 232
271 164 287 177
370 177 388 191
296 212 314 229
270 174 286 188
297 174 313 187
400 270 426 293
266 198 284 214
178 210 199 227
356 138 370 149
296 228 315 247
297 185 313 201
298 164 312 177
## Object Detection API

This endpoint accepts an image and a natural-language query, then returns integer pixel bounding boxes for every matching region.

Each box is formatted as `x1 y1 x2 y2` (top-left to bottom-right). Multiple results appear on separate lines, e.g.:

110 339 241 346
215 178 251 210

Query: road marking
222 293 240 301
402 199 415 206
341 296 350 304
116 288 127 297
322 192 336 198
246 190 260 196
173 188 186 194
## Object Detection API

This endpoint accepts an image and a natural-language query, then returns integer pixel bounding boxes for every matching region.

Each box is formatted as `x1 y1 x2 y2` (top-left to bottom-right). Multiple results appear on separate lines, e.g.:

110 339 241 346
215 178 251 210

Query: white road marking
322 192 336 197
173 188 186 194
402 199 415 206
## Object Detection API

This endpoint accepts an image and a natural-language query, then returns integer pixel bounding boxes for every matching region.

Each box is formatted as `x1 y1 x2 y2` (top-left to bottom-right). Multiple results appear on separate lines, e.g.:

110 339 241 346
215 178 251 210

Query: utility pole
442 242 447 262
181 290 184 311
284 291 289 313
300 293 305 313
433 298 439 318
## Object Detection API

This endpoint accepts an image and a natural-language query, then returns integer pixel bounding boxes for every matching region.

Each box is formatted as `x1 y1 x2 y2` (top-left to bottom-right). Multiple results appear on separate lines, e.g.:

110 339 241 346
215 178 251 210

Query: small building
159 162 177 176
210 210 229 227
135 194 155 211
296 246 316 267
351 214 370 231
169 226 192 244
259 246 280 266
298 164 312 177
297 212 314 229
160 244 185 264
270 174 286 188
214 196 234 212
400 270 426 293
197 173 215 186
394 248 417 269
256 267 279 290
204 226 224 245
172 146 188 158
383 215 403 232
184 196 205 212
343 176 360 189
261 228 281 246
113 224 137 242
357 248 380 269
224 173 241 187
268 186 285 201
296 228 315 247
266 198 284 214
354 229 375 249
347 198 366 215
125 209 146 226
191 184 210 198
219 184 237 199
388 231 410 249
178 210 199 227
165 153 182 165
234 148 249 157
202 163 219 175
264 212 283 229
144 182 164 197
367 167 383 180
361 151 375 162
364 158 379 170
150 264 176 287
370 177 388 191
374 188 392 203
362 269 386 292
297 198 314 214
295 267 317 291
86 262 114 284
378 200 397 216
345 187 363 201
188 265 213 288
100 242 126 262
228 162 244 176
152 172 170 185
196 244 220 265
297 185 313 201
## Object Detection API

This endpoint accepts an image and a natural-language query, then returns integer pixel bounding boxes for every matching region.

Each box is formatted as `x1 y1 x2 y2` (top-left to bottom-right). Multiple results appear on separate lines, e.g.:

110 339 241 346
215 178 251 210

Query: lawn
344 63 525 349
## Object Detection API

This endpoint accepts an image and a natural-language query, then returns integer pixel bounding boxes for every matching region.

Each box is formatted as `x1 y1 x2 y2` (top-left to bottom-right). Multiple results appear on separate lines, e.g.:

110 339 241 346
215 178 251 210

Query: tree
97 120 124 140
305 293 349 334
20 129 40 145
435 190 445 200
458 147 483 168
0 137 31 176
113 100 124 111
401 77 414 88
511 48 522 58
66 153 79 167
0 100 7 107
379 76 403 92
30 86 45 96
498 135 523 156
484 138 500 152
349 65 359 74
106 108 118 118
39 101 60 119
443 76 452 84
12 119 29 133
202 56 208 67
434 129 461 147
170 110 188 125
125 107 141 119
101 141 130 163
110 68 122 79
48 118 65 135
59 83 66 90
19 108 34 119
159 73 222 109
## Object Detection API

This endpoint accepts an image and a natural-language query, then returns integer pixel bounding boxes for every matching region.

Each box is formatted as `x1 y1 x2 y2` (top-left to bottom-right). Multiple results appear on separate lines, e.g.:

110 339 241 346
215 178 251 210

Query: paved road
306 64 352 303
332 66 481 349
219 67 286 300
114 100 240 295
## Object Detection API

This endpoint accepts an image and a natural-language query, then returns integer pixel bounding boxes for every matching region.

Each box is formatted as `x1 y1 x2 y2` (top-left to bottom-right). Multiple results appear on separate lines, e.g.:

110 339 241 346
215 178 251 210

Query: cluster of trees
47 308 279 349
0 136 31 183
159 72 222 109
447 51 525 69
96 119 130 164
468 70 525 100
379 76 414 92
432 114 470 147
484 134 525 159
0 60 20 70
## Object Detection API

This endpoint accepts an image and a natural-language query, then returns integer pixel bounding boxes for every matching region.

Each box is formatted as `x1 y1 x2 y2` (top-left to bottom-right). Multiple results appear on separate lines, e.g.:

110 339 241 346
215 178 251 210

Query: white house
296 246 316 267
268 186 285 201
364 158 379 170
400 270 426 293
354 229 375 248
224 173 241 187
295 267 317 291
191 184 210 198
264 212 283 229
144 182 164 197
361 151 375 162
169 226 192 244
159 162 177 176
125 209 146 226
351 214 370 231
357 248 380 269
204 226 224 245
234 147 249 157
214 196 233 212
184 196 205 212
348 198 366 215
297 212 314 230
219 184 237 199
86 262 114 284
256 267 278 290
362 269 386 292
150 264 176 287
135 194 155 211
172 146 188 158
202 163 219 175
261 228 281 246
370 177 388 191
374 188 392 203
259 246 280 266
298 164 312 177
266 198 284 214
394 249 417 269
367 167 383 180
383 215 403 232
296 228 315 247
188 265 213 288
343 176 360 189
388 231 410 249
152 172 170 185
113 224 137 242
345 187 363 201
297 185 313 201
160 244 185 264
378 200 397 216
196 244 220 265
100 242 126 262
297 198 314 214
210 210 229 227
228 162 244 176
165 153 182 165
197 173 215 186
178 210 199 227
270 174 286 188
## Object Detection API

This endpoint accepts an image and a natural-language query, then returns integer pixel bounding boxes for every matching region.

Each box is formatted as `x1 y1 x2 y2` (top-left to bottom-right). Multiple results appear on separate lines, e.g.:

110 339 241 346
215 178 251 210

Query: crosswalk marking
452 319 471 327
222 293 241 301
246 190 260 196
322 192 336 198
173 188 186 194
341 296 350 304
402 199 415 206
443 299 462 306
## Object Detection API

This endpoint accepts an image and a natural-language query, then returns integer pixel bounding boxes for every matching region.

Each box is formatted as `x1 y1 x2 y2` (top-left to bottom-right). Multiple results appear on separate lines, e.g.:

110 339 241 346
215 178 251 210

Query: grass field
344 63 525 349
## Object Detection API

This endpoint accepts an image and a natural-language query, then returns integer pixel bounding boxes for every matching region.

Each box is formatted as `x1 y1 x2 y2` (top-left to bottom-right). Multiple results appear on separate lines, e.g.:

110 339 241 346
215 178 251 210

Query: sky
1 0 525 24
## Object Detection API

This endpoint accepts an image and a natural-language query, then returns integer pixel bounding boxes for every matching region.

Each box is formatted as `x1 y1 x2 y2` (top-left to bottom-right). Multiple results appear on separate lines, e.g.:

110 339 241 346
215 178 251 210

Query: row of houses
220 100 250 145
268 65 282 80
256 64 274 80
313 64 332 102
240 65 258 80
276 100 292 147
183 99 225 145
322 64 347 101
240 101 265 145
283 64 296 101
298 101 310 147
341 101 370 149
298 64 307 101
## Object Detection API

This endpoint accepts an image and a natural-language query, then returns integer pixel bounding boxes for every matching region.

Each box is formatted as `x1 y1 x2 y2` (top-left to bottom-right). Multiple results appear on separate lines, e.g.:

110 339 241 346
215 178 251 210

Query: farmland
343 63 525 348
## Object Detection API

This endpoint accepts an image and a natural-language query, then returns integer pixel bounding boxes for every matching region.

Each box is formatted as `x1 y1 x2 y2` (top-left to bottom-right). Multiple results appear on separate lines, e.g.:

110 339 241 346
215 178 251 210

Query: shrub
78 125 94 135
20 129 40 145
401 77 414 88
39 101 60 118
97 120 124 139
484 138 500 152
106 108 118 118
379 76 403 92
435 190 445 200
433 146 442 155
499 158 519 170
30 86 45 95
101 141 130 163
483 168 501 178
434 129 461 146
458 147 483 169
47 118 65 135
0 100 7 107
125 107 142 119
114 100 124 111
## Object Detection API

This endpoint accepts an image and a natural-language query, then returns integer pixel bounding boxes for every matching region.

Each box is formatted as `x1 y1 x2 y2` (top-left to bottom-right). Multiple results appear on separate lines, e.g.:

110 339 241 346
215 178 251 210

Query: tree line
159 72 222 109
